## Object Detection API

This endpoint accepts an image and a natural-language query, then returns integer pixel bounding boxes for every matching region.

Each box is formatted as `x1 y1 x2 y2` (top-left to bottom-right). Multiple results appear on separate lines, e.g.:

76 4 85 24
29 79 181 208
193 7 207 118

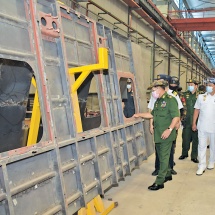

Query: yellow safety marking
68 47 108 132
100 202 115 215
78 195 116 215
78 208 87 215
86 200 96 215
94 195 105 212
27 78 41 146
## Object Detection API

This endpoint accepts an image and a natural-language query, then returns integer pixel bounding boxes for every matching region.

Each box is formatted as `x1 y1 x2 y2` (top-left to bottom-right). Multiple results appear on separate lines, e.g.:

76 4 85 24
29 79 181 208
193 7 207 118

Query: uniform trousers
155 141 175 170
182 127 198 159
155 141 172 185
198 131 215 170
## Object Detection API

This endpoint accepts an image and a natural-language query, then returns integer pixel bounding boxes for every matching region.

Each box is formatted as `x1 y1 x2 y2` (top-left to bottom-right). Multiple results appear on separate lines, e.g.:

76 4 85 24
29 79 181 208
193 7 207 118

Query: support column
168 42 171 75
151 30 156 81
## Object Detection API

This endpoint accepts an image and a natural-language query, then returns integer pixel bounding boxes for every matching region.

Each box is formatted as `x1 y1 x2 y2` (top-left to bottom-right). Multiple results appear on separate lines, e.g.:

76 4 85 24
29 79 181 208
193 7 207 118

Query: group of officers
123 74 215 191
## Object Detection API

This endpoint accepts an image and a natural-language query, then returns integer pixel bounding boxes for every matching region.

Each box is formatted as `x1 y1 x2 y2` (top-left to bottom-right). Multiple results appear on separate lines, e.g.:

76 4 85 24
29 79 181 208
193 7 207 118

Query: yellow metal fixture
27 78 41 146
69 47 108 93
78 195 116 215
68 47 108 132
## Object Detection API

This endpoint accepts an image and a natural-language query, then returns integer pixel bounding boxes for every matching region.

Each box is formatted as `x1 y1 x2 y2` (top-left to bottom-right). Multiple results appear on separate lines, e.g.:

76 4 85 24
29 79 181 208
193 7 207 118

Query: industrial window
119 77 136 118
0 59 44 153
76 73 101 131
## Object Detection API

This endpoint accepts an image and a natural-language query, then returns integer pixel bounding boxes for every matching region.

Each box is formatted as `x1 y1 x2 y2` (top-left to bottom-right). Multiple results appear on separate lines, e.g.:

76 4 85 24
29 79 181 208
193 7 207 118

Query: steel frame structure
0 1 147 215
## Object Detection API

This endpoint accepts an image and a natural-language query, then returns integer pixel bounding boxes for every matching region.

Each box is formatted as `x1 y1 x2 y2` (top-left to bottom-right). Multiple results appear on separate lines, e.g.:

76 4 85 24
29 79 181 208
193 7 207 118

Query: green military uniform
151 92 179 185
180 78 202 159
180 91 199 158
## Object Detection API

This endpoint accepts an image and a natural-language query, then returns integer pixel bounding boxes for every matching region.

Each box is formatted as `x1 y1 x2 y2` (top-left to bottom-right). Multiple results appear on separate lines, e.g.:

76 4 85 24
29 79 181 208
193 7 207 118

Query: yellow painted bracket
78 195 117 215
69 47 108 93
68 47 108 133
27 78 41 146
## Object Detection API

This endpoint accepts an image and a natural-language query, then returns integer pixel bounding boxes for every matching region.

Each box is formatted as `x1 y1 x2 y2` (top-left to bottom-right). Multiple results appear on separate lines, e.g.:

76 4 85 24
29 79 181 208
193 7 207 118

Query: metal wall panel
0 1 147 214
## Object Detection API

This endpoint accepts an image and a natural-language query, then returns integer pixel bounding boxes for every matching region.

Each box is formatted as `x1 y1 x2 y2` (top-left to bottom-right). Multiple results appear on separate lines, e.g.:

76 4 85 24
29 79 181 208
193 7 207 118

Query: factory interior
0 0 215 214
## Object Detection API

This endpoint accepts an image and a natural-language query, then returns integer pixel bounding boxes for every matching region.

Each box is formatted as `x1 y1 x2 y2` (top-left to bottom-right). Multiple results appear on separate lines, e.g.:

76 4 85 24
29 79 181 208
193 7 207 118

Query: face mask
169 85 178 91
152 91 159 99
188 86 194 92
206 86 213 93
127 84 131 89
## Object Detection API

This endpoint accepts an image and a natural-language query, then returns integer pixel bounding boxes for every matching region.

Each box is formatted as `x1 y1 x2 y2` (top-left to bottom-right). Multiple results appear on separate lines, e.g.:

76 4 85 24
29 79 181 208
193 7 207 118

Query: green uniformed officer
179 78 201 163
134 80 180 191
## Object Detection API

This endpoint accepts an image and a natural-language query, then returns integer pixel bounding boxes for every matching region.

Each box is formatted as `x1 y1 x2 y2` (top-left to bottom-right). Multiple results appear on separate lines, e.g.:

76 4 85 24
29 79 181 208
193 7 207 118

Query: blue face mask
188 86 194 92
206 86 213 93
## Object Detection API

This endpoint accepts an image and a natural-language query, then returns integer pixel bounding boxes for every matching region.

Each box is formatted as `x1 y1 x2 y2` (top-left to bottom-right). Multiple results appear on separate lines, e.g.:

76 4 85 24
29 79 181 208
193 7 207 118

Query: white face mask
206 86 213 93
188 85 194 92
127 84 131 89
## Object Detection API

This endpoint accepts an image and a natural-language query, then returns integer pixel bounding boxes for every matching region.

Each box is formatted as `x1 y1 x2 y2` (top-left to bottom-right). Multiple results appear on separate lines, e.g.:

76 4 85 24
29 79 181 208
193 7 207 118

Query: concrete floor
107 129 215 215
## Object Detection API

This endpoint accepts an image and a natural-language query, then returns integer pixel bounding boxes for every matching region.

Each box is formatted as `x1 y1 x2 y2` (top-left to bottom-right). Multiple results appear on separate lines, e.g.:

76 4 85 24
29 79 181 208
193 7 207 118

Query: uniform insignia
181 97 185 102
173 91 177 95
203 95 207 101
161 101 166 107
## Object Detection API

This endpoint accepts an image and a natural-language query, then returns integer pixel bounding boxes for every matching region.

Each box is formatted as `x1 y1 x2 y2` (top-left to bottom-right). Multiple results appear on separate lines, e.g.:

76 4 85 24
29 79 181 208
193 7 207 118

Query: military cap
186 78 200 85
156 74 171 82
170 76 179 85
151 79 168 88
206 78 215 84
147 83 153 90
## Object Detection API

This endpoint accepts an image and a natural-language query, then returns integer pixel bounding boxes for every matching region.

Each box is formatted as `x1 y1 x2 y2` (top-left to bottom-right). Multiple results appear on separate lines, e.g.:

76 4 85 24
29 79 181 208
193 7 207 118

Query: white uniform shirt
194 93 215 133
147 89 183 110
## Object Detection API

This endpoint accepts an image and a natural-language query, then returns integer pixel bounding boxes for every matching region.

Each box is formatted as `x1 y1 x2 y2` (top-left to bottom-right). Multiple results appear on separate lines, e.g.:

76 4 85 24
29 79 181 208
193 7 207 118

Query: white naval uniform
148 89 183 110
194 93 215 170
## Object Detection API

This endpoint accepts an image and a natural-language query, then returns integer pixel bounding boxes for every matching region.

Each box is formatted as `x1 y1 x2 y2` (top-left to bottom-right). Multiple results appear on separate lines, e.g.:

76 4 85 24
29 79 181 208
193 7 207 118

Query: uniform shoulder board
167 94 172 98
172 91 178 96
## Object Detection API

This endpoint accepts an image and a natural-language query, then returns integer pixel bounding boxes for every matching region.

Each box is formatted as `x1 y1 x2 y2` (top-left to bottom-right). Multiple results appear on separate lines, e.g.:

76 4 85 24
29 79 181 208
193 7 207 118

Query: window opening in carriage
0 59 44 153
119 77 136 118
76 72 101 131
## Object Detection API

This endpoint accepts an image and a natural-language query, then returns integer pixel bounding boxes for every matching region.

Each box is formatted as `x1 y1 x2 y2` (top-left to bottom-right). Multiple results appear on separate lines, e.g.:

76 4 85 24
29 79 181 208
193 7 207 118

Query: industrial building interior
0 0 215 214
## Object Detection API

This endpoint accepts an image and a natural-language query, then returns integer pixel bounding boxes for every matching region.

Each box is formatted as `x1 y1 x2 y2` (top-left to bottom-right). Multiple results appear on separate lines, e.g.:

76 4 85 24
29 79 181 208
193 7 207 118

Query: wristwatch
168 127 173 131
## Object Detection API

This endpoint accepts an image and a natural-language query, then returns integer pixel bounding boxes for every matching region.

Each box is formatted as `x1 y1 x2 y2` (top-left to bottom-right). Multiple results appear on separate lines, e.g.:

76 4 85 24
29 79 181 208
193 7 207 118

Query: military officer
123 78 135 118
192 78 215 175
148 75 182 176
134 80 180 191
179 78 200 163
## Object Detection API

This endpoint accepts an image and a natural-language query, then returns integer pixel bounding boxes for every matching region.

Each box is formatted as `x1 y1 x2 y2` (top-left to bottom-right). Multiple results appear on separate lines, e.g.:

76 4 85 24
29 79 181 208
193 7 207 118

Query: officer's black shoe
151 169 159 176
148 183 164 191
171 169 177 175
191 158 199 163
179 155 188 160
164 176 172 183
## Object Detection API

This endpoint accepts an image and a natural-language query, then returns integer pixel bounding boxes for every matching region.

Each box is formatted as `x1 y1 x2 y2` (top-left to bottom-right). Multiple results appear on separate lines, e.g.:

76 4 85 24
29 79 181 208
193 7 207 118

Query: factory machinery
0 1 148 214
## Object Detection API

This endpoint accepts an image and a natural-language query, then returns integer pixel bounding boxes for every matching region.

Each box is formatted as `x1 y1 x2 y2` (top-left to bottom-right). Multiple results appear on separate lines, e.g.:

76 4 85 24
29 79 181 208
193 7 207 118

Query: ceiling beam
170 17 215 31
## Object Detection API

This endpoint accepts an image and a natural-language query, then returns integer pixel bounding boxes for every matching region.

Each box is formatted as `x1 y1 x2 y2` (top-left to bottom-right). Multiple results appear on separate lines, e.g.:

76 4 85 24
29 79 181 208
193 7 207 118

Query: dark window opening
119 77 136 118
76 73 101 131
0 59 44 153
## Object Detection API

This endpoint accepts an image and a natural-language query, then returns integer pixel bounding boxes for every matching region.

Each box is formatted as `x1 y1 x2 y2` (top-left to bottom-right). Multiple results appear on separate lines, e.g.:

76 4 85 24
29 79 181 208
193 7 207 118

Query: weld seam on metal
101 171 113 181
80 153 95 164
42 205 62 215
11 171 55 195
84 180 99 193
98 147 109 156
0 193 6 202
0 48 34 59
67 191 82 205
129 155 136 162
62 161 77 172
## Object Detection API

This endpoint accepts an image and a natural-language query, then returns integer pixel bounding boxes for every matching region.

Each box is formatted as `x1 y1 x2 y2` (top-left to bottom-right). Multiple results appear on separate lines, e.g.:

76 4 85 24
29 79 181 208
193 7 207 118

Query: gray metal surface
0 1 148 214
